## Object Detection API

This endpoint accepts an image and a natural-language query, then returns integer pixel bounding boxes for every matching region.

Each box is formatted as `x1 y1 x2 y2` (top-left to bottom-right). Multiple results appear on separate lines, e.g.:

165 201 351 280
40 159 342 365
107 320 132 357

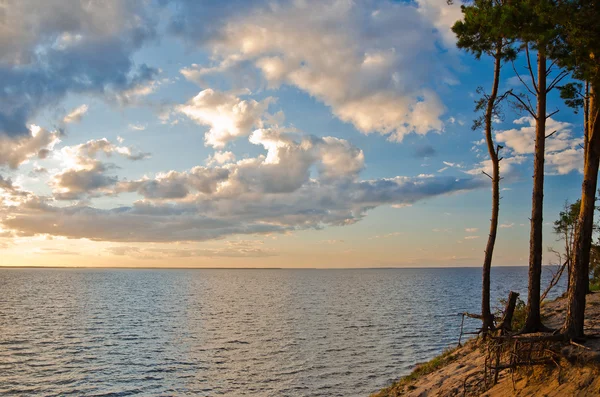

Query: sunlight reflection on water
0 267 564 396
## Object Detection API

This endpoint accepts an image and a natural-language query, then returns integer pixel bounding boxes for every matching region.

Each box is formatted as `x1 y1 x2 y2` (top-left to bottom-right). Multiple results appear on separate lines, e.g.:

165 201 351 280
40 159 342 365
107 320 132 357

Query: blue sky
0 0 585 267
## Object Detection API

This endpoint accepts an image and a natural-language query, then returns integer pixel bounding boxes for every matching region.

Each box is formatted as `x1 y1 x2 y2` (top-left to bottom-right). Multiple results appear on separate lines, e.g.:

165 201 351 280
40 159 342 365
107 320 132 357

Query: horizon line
0 264 542 270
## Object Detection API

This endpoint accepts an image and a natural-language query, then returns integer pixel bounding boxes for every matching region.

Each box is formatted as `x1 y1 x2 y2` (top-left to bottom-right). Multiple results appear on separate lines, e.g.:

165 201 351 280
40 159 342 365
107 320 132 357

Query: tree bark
498 291 519 334
584 81 591 296
481 43 503 335
523 46 547 333
563 82 600 339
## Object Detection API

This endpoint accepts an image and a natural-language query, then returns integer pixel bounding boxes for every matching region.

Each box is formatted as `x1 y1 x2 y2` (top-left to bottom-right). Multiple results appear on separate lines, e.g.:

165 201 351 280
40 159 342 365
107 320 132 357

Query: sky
0 0 587 268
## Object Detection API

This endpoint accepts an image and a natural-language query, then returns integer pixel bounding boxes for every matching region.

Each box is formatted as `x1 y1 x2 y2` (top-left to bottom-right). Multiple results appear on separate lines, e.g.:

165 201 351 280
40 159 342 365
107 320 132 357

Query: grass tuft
371 347 459 396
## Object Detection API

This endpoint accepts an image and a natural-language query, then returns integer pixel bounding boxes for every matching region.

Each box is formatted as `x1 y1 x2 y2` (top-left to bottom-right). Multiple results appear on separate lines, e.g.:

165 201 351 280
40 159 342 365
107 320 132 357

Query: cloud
465 228 478 233
499 223 514 228
105 243 275 259
178 89 275 148
173 0 455 141
368 232 401 240
53 163 119 201
545 148 584 175
414 145 437 158
466 155 527 180
493 117 583 175
117 129 365 199
0 125 61 169
128 123 147 131
319 239 345 244
0 176 28 197
443 161 463 168
415 0 463 47
0 0 158 137
115 167 230 199
52 138 150 200
206 151 236 166
464 235 480 240
63 105 89 124
2 129 485 242
33 248 79 256
2 171 484 242
495 117 577 155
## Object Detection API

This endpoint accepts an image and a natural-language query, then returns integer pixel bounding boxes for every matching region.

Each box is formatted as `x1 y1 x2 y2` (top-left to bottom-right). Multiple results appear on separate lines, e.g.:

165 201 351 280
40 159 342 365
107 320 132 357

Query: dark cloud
0 1 159 137
0 175 29 197
53 163 119 201
1 126 486 242
0 127 60 169
2 174 485 242
51 138 151 200
116 167 229 199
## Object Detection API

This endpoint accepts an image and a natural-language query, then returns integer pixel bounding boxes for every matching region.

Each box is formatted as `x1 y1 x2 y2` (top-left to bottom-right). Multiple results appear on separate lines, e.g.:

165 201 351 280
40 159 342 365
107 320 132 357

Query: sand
372 292 600 397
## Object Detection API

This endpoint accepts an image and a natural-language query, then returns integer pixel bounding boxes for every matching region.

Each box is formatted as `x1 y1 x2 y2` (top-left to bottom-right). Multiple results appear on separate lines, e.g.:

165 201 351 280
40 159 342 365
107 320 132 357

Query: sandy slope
372 292 600 397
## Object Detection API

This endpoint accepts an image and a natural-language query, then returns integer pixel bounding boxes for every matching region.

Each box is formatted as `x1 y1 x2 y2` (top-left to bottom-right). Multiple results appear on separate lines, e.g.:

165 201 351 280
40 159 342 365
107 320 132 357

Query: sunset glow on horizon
0 0 586 268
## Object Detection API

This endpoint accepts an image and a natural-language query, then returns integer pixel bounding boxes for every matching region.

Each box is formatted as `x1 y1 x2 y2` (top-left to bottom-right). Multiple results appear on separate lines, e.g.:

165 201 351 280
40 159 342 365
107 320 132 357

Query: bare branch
548 70 569 92
526 95 536 114
546 109 560 119
508 91 537 119
545 130 558 139
546 59 557 75
511 62 537 96
525 45 539 94
482 171 493 180
496 90 512 104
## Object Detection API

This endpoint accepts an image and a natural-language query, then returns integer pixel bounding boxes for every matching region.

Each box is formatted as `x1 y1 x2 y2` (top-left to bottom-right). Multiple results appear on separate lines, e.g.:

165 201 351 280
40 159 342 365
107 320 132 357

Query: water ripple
0 267 564 396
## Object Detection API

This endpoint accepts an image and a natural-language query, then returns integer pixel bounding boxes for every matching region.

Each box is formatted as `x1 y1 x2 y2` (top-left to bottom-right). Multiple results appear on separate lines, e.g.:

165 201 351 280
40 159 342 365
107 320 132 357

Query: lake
0 267 565 396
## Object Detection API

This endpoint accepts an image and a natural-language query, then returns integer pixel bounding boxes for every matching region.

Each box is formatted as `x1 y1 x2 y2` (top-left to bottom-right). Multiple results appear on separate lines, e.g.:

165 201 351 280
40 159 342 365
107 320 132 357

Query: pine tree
507 0 567 333
551 0 600 339
452 0 516 335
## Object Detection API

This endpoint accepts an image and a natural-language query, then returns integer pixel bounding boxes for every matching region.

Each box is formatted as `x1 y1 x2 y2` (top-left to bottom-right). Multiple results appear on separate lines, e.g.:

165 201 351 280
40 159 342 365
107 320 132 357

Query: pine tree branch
546 59 557 75
547 70 569 92
525 45 539 94
512 62 537 97
546 109 560 119
508 91 536 119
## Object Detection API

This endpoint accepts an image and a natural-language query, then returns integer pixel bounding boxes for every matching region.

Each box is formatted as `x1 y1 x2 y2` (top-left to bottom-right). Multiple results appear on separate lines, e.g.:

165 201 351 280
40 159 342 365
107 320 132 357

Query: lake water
0 267 565 396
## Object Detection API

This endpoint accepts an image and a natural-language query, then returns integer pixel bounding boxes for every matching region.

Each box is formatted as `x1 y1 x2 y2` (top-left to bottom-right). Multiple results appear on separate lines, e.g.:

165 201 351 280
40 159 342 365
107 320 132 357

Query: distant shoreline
0 265 540 270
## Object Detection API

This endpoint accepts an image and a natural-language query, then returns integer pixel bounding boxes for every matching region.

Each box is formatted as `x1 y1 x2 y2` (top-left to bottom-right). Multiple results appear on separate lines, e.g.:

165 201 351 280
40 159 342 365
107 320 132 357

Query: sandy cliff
372 292 600 397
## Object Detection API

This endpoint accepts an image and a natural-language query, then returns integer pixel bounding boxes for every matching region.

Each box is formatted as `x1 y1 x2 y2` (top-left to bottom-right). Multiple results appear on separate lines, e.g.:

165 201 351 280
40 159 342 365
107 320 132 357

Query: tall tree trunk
481 44 503 334
523 47 547 333
584 81 591 296
563 82 600 339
